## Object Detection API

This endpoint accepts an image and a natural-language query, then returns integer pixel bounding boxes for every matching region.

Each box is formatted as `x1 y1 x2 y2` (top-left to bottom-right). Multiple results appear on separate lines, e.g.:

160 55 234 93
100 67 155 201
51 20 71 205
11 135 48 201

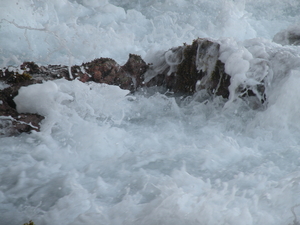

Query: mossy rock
10 72 32 83
0 61 41 84
20 62 40 74
1 69 32 84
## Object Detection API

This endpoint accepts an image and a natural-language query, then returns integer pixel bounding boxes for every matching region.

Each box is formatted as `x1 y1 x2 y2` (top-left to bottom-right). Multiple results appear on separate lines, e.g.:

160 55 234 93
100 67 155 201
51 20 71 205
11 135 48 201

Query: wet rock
143 38 231 97
0 38 238 135
0 55 149 135
0 66 32 84
20 61 41 74
0 80 45 135
80 58 133 90
0 62 47 135
70 55 148 91
3 113 44 135
121 54 149 89
0 86 44 136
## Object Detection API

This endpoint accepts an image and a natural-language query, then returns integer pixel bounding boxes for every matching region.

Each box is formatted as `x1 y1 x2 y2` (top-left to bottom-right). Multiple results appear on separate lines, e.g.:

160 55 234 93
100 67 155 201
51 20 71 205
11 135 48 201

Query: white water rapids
1 0 300 224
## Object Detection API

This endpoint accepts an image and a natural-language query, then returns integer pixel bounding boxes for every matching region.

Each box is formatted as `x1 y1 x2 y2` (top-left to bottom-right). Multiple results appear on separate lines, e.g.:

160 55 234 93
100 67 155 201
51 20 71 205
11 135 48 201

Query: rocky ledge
0 38 258 136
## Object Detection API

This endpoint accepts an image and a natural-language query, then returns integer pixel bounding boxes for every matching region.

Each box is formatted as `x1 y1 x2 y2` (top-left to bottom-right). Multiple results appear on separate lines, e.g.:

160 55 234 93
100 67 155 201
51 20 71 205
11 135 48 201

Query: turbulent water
1 0 300 225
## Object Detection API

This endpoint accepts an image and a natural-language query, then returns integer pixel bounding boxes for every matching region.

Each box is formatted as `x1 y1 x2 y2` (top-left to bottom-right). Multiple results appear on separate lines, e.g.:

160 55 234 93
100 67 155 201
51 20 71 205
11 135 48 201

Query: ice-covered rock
144 38 231 97
0 37 282 135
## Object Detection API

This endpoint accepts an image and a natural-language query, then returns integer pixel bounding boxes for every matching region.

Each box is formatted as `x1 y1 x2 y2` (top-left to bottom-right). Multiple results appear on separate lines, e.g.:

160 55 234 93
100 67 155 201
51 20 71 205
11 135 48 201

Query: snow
1 0 300 225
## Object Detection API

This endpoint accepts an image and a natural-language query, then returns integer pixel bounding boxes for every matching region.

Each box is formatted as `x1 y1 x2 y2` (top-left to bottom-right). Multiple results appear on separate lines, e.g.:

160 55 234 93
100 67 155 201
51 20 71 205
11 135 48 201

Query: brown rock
122 54 149 89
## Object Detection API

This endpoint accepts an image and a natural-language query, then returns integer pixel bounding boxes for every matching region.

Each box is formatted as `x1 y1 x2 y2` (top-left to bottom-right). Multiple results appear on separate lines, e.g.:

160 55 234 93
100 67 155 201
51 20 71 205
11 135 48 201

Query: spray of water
1 0 300 225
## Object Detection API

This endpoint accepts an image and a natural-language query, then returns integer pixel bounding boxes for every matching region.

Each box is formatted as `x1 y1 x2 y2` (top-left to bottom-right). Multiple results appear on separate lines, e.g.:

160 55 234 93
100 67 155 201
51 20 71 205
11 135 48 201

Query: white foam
1 0 298 67
2 1 300 225
2 76 299 224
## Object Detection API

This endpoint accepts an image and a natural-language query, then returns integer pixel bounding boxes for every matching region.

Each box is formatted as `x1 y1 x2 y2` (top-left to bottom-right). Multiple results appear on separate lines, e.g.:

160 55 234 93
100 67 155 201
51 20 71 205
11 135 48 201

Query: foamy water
1 0 300 225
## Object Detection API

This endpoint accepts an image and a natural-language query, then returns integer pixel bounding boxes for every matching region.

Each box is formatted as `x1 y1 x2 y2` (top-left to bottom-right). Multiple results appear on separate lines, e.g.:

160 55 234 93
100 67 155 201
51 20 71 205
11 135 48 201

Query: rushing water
1 0 300 225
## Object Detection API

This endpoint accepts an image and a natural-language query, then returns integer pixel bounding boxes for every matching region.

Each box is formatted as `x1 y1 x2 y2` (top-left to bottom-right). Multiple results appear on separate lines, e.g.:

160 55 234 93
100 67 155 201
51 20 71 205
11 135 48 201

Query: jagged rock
143 38 231 97
73 58 134 90
71 54 148 90
1 113 44 136
0 64 33 84
0 117 43 136
20 61 41 74
0 62 49 135
121 54 149 89
0 83 44 136
0 38 236 135
0 54 149 135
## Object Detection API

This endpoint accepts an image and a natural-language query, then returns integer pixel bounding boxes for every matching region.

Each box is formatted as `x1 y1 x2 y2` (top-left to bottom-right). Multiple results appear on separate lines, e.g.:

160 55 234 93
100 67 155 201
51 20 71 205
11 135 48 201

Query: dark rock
0 63 46 136
143 38 231 97
121 54 149 89
0 97 44 136
0 68 32 84
10 113 44 135
0 81 44 136
20 62 40 74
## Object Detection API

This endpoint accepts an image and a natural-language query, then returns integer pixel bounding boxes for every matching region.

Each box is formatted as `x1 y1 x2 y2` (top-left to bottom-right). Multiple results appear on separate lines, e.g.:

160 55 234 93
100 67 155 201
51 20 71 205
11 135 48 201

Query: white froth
1 1 300 225
1 0 298 67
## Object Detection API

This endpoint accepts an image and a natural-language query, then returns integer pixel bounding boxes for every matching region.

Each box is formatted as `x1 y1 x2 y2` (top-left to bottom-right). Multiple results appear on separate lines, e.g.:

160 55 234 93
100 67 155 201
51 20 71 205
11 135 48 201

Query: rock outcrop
0 38 234 136
0 80 44 136
0 56 150 135
144 38 230 97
